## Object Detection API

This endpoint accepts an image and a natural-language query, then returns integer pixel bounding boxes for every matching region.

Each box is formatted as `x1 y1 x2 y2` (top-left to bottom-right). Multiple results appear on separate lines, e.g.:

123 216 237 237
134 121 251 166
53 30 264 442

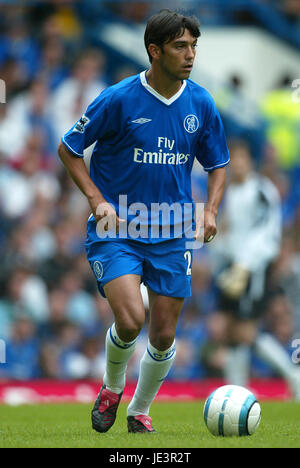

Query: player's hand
89 196 125 234
203 207 217 243
217 264 249 299
194 207 217 243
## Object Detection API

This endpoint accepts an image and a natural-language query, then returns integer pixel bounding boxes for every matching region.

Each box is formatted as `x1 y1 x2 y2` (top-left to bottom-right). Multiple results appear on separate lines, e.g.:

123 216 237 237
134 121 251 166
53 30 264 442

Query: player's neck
146 68 183 99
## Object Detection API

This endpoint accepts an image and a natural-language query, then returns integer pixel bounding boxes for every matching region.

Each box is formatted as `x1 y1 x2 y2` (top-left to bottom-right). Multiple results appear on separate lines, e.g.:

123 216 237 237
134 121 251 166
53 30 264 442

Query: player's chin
180 68 193 79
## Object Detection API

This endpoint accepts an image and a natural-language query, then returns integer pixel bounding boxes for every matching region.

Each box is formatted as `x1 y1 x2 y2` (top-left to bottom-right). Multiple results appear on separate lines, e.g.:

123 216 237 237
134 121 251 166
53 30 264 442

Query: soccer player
58 9 229 433
210 141 300 398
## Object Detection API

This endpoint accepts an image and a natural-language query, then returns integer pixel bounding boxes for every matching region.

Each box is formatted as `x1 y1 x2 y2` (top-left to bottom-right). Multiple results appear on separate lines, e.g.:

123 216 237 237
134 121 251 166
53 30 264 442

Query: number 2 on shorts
184 250 192 276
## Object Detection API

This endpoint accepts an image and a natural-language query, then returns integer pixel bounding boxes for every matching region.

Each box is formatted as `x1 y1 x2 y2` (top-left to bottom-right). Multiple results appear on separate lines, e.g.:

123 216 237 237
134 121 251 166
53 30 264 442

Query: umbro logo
132 118 152 124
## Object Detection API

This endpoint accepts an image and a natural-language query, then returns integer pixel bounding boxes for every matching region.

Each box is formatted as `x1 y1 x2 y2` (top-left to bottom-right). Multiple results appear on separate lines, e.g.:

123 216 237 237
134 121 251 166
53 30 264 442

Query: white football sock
102 323 137 394
224 345 251 387
127 340 176 417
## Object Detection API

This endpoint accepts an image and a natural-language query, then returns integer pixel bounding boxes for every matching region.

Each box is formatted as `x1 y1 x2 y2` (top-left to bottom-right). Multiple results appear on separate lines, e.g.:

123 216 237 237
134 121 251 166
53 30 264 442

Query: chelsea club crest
184 114 199 133
93 261 103 280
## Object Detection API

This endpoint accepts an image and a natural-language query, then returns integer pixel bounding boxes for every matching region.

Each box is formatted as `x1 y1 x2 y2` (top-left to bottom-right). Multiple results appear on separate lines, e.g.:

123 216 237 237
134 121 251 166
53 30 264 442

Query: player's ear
148 43 162 61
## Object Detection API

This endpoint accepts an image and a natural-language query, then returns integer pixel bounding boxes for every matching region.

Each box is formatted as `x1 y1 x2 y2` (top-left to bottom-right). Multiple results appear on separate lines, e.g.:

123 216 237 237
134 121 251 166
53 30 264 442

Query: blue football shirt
62 71 229 243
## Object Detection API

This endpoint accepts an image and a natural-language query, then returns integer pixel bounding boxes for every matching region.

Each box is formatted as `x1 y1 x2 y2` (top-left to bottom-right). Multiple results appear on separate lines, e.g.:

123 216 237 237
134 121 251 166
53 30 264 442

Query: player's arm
58 141 103 205
58 142 124 230
195 166 226 242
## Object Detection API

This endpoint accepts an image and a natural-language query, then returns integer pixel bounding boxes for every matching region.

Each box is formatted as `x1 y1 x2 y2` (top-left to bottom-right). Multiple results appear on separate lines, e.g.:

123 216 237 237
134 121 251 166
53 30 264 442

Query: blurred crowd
0 3 299 383
103 0 300 28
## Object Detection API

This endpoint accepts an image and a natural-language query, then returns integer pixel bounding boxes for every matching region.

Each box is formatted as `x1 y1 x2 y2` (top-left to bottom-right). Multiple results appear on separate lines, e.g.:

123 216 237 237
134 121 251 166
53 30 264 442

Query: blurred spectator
38 288 69 343
60 270 98 333
0 9 40 86
264 293 295 345
113 65 140 85
0 316 40 380
93 294 114 333
0 58 26 99
0 78 57 161
38 37 69 91
57 320 83 366
190 262 218 316
168 337 202 380
0 266 48 340
62 336 105 380
50 48 108 142
260 153 297 226
39 342 61 379
41 6 82 43
0 155 33 219
40 318 83 379
17 204 57 263
0 131 60 223
200 312 230 378
174 300 208 379
269 235 300 332
207 141 300 397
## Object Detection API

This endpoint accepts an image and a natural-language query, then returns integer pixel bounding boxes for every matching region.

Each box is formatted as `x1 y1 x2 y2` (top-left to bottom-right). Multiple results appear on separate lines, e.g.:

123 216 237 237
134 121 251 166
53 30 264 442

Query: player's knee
116 312 144 342
151 330 175 351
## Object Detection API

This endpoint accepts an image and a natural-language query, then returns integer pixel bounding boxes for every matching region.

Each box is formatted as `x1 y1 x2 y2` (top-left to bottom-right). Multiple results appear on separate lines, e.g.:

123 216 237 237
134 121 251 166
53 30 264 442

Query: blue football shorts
85 219 193 298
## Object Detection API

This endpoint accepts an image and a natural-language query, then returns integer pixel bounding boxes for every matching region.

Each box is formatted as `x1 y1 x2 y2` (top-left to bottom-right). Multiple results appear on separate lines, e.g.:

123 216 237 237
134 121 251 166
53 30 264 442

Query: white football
203 384 261 436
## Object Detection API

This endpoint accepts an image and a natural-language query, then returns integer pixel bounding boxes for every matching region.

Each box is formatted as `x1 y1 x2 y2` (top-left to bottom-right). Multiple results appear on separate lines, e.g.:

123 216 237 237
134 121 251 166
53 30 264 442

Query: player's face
159 29 198 81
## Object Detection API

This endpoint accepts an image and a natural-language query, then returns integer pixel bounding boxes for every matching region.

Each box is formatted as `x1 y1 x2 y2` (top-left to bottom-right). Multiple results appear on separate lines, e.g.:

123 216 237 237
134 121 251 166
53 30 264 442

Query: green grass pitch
0 401 299 448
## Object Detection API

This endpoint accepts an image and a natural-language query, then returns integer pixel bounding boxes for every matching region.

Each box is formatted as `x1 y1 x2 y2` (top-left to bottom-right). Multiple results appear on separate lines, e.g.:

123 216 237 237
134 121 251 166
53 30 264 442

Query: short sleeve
196 100 230 172
61 90 114 158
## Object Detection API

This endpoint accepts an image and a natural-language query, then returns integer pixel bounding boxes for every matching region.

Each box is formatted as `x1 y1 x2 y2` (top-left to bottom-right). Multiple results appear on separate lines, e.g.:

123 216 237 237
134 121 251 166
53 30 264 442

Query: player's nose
185 46 195 60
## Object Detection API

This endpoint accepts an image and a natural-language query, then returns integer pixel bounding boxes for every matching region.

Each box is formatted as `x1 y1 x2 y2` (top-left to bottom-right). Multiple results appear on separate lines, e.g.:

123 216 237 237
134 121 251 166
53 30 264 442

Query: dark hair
144 9 201 63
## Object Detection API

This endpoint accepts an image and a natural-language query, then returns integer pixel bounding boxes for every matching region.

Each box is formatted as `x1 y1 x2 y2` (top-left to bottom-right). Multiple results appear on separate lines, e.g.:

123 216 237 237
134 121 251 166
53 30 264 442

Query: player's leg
224 317 256 387
86 230 147 432
104 273 145 343
92 273 146 433
216 266 259 387
217 291 254 387
127 289 184 433
209 310 252 387
103 273 145 392
126 237 191 432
